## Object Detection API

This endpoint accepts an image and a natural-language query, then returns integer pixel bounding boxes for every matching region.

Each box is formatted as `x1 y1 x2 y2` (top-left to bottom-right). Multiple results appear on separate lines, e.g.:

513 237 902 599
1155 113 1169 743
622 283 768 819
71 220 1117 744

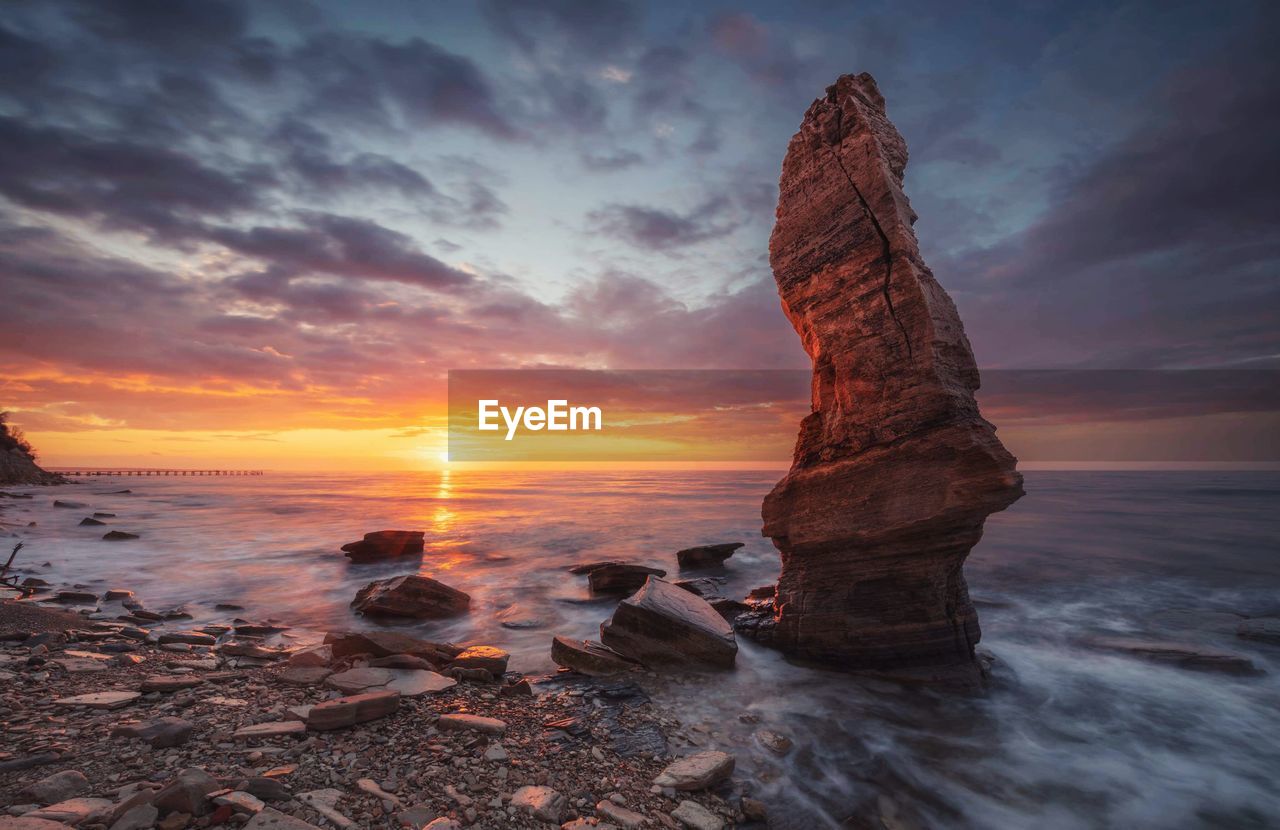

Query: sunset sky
1 1 1276 470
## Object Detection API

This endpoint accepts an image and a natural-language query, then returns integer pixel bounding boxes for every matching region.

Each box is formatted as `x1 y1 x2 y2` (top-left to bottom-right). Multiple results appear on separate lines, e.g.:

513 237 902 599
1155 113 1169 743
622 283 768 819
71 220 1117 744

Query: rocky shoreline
0 583 758 830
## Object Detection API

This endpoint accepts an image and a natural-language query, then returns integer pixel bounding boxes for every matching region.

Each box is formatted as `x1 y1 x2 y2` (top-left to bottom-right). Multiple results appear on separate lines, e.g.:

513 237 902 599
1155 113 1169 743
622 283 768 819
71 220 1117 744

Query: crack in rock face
744 73 1024 687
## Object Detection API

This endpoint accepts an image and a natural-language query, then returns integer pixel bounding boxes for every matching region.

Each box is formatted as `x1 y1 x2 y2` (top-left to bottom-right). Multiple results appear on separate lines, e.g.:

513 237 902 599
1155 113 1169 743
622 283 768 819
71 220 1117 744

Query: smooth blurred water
2 470 1278 828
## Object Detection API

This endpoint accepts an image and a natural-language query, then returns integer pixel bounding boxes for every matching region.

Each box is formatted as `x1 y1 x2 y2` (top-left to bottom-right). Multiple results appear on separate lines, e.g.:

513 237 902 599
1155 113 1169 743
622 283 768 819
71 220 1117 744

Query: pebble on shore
0 593 748 829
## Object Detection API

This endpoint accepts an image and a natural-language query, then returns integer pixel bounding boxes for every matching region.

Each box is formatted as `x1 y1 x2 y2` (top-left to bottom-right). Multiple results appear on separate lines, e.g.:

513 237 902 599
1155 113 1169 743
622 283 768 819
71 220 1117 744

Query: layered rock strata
744 73 1023 683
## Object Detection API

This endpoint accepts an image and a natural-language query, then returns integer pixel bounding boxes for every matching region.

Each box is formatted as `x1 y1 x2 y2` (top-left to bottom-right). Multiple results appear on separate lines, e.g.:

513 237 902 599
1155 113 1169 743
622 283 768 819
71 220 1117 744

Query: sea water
3 470 1278 828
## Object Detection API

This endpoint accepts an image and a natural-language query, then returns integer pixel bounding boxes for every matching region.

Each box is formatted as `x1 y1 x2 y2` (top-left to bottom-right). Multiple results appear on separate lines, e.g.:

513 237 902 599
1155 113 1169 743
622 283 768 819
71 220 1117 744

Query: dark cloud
939 30 1280 368
213 213 474 292
0 117 267 239
586 197 740 251
292 33 520 140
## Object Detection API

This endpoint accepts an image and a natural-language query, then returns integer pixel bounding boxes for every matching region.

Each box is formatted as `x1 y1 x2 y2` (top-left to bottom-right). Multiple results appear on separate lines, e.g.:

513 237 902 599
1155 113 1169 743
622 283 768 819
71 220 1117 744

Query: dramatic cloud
586 197 740 251
0 0 1274 462
938 24 1280 369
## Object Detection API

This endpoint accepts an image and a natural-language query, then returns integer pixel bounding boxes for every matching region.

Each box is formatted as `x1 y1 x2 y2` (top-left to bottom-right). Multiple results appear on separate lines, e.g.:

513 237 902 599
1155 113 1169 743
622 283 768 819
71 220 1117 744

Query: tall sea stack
744 74 1023 684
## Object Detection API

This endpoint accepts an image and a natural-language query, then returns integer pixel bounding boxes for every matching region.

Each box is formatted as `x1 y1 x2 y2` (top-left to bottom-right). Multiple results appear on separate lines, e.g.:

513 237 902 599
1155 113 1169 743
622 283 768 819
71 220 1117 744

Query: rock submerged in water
573 561 667 594
341 530 425 561
676 543 743 570
600 577 737 669
102 530 139 541
1237 617 1280 645
351 575 470 619
746 73 1023 684
1086 635 1263 676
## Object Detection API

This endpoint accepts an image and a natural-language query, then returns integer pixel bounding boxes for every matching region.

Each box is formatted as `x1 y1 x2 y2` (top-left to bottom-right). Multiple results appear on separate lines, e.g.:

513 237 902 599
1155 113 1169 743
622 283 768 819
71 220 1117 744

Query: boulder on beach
676 543 743 570
550 636 637 676
600 577 738 669
307 690 401 730
448 645 509 677
341 530 425 561
351 575 471 619
577 562 667 594
654 750 735 790
19 769 89 805
111 716 195 748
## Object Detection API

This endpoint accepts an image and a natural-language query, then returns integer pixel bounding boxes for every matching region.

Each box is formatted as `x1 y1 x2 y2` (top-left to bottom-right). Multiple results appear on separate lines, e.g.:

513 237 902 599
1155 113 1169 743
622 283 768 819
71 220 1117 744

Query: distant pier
49 469 264 477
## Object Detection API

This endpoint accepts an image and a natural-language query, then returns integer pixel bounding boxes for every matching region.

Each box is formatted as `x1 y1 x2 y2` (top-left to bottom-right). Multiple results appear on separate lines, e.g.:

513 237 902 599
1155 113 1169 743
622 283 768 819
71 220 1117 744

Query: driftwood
0 541 35 596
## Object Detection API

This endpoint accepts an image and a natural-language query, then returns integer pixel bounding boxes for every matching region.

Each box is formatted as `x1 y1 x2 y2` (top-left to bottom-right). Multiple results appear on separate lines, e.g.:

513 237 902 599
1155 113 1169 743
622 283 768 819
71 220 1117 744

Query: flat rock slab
212 790 266 814
22 798 113 824
306 690 400 731
53 591 98 603
235 721 307 740
286 644 333 667
55 691 140 709
384 668 456 697
244 808 324 829
326 667 394 694
159 631 217 646
654 751 735 791
221 641 288 659
551 636 637 676
1088 636 1263 675
141 675 205 692
325 631 461 662
1147 609 1248 634
1238 618 1280 644
671 799 723 830
279 666 332 687
51 657 110 673
368 654 433 669
601 577 738 669
676 543 743 570
437 713 507 735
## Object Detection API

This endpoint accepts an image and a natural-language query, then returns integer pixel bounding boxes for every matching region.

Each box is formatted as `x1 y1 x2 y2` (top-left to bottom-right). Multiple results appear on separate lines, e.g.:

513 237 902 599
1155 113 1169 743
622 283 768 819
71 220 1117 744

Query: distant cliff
0 413 65 486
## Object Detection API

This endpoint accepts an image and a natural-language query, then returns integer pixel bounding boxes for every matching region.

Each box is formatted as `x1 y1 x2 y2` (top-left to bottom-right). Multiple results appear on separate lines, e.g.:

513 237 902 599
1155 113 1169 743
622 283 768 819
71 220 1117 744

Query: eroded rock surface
340 530 425 561
350 575 470 620
746 73 1023 683
600 578 737 669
